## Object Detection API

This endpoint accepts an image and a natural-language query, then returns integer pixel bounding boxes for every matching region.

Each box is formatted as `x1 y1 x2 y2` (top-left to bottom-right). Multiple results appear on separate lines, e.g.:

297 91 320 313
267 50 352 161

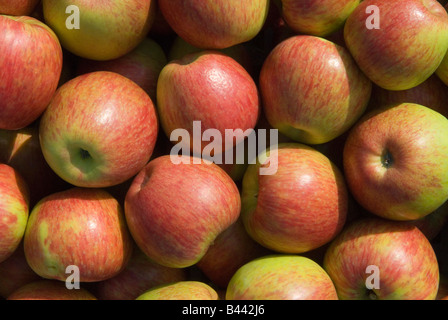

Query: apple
404 200 448 241
0 242 40 299
196 218 272 289
0 164 29 263
436 45 448 86
90 246 188 300
136 281 218 300
7 280 97 300
39 71 159 188
368 75 448 117
157 51 260 156
158 0 270 49
124 155 241 269
259 35 372 145
23 187 133 282
0 123 71 207
226 255 338 300
0 0 40 15
76 37 167 103
323 217 440 300
42 0 156 61
241 143 348 254
280 0 361 36
343 102 448 221
0 15 63 130
344 0 448 91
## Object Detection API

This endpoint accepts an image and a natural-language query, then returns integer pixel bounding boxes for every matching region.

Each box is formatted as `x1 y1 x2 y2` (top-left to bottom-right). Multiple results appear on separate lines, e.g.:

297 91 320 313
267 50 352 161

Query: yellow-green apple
124 155 241 268
76 38 167 103
0 243 40 299
323 218 440 300
157 51 260 156
368 75 448 117
226 255 338 300
280 0 361 36
158 0 270 49
42 0 156 61
343 103 448 221
0 0 40 15
0 15 62 130
0 164 29 263
39 71 159 188
7 280 97 300
136 281 218 300
90 246 188 300
241 143 348 254
259 35 372 145
436 38 448 85
196 219 271 289
0 123 71 207
23 187 133 282
405 201 448 241
344 0 448 91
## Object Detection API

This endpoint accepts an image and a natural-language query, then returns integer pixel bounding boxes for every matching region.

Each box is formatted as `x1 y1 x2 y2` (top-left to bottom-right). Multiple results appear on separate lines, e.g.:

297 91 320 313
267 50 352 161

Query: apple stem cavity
381 149 393 169
79 148 92 160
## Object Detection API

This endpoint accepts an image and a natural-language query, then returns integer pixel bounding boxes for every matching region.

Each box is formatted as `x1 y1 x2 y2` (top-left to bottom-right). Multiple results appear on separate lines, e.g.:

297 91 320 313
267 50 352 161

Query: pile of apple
1 0 448 301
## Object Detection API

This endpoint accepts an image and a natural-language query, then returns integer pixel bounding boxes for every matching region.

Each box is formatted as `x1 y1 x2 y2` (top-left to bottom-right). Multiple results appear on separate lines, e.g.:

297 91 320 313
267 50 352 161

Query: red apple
0 164 29 263
259 35 372 145
343 103 448 221
23 187 133 282
39 71 159 188
226 255 339 300
344 0 448 90
158 0 270 49
7 280 97 300
124 155 241 268
0 15 63 130
241 143 348 254
323 218 440 300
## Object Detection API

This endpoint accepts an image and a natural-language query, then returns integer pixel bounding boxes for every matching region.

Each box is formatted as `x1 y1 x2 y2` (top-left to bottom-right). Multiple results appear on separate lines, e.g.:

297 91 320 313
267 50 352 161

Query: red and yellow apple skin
343 103 448 221
42 0 156 61
136 281 218 300
323 218 440 300
157 51 260 155
158 0 270 49
259 35 372 145
280 0 361 36
226 255 339 300
124 155 241 269
7 280 97 300
0 164 29 264
436 40 448 85
344 0 448 91
241 143 348 254
39 71 159 188
23 188 133 282
0 0 40 15
0 15 62 130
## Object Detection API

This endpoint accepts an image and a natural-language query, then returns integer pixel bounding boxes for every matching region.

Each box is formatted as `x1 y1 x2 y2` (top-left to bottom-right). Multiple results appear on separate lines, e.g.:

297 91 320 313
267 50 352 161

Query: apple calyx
381 149 394 169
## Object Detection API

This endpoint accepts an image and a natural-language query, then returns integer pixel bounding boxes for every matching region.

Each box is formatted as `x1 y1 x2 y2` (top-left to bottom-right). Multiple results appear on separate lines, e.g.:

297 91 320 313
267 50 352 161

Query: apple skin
7 280 97 300
259 35 372 145
42 0 156 61
323 218 440 300
76 38 167 103
0 0 40 15
0 164 29 264
90 246 188 300
226 255 338 300
39 71 158 188
158 0 270 49
124 155 241 269
344 0 448 91
157 51 260 155
241 143 348 254
436 43 448 86
23 187 133 282
0 15 63 130
136 281 218 300
343 103 448 221
280 0 361 36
